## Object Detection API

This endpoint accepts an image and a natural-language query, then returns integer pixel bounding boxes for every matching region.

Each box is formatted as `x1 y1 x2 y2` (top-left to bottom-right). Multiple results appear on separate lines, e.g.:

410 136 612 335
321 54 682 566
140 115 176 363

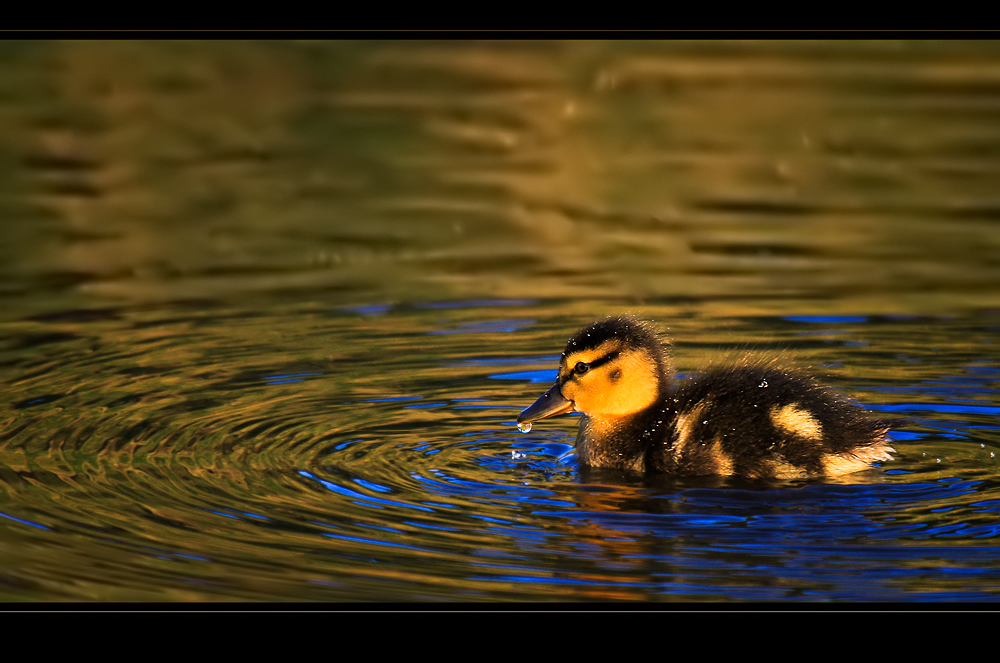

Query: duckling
517 315 893 478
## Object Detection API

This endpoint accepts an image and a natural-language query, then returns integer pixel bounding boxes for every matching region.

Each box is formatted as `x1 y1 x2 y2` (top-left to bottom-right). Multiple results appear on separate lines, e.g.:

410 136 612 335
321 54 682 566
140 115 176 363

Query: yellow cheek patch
568 348 660 417
770 403 823 441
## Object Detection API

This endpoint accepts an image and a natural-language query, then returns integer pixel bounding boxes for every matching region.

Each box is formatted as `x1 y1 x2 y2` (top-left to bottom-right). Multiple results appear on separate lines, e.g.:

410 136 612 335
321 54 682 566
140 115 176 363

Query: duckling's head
518 315 672 427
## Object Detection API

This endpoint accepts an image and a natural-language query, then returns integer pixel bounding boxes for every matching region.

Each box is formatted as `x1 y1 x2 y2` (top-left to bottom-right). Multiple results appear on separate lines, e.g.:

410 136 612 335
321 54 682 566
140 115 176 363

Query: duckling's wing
665 363 891 478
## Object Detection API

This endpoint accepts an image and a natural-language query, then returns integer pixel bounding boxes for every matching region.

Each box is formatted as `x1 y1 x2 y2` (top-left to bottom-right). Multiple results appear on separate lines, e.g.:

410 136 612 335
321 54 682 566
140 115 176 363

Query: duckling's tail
824 429 894 476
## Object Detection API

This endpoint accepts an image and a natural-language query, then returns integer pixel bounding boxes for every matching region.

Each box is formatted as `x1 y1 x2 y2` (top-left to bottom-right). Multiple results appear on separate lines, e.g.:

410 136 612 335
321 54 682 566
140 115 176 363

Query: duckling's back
649 362 893 478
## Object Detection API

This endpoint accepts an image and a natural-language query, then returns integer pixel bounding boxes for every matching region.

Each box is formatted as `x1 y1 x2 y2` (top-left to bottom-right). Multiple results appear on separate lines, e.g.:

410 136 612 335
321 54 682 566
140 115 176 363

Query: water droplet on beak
517 421 532 433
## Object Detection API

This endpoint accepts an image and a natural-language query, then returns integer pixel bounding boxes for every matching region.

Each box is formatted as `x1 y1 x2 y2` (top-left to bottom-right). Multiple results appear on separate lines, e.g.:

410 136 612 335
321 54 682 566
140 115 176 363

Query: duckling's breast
575 413 651 473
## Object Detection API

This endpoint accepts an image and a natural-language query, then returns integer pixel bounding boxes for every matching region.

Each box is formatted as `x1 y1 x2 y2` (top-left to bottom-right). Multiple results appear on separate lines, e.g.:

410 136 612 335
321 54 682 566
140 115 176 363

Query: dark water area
2 41 1000 601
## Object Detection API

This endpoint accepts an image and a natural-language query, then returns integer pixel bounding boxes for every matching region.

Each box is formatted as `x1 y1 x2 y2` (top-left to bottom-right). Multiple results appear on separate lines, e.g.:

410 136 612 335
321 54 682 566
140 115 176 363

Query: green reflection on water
2 42 1000 601
0 41 999 315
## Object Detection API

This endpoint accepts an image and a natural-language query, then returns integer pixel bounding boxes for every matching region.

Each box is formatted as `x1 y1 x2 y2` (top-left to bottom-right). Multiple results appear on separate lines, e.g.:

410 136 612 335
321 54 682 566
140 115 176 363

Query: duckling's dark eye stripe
590 350 620 369
586 350 620 371
561 349 621 384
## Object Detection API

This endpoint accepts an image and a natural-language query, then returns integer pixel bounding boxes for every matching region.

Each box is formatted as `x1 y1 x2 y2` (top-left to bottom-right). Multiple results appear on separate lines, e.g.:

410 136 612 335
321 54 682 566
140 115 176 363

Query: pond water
2 41 1000 601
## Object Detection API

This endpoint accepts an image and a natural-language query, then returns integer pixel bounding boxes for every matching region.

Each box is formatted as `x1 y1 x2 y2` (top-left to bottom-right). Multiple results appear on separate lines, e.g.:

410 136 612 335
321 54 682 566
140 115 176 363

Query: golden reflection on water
3 42 1000 600
2 41 999 313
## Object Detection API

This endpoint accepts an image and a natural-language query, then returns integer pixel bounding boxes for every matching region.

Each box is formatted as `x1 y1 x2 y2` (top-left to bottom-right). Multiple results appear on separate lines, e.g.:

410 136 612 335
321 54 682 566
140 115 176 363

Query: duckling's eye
574 362 590 375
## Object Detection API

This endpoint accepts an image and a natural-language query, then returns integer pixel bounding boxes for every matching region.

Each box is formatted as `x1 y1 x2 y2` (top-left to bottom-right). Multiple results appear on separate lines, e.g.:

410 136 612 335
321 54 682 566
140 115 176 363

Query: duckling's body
518 316 893 478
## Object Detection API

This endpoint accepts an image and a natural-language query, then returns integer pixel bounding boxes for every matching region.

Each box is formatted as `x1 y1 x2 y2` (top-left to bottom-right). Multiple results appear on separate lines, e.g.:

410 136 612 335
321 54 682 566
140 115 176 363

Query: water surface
2 41 1000 601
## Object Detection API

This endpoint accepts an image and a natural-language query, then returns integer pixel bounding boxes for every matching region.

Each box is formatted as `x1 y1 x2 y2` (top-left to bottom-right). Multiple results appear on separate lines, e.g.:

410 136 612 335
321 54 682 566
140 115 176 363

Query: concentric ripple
2 301 1000 600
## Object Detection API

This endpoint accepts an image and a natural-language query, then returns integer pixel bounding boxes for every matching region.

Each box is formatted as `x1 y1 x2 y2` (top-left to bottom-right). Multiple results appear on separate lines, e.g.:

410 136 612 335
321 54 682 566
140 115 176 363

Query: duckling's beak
518 383 574 425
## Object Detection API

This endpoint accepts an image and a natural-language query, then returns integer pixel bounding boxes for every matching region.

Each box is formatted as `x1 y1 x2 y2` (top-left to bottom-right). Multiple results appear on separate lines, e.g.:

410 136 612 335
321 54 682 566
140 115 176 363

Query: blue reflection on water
403 520 461 532
0 510 50 530
334 439 362 450
452 356 560 367
871 403 1000 415
490 369 558 383
359 396 423 403
468 573 655 588
416 299 535 309
341 304 392 316
429 320 535 334
785 315 868 323
354 478 392 493
322 532 432 552
174 552 212 562
261 372 323 385
300 470 434 513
